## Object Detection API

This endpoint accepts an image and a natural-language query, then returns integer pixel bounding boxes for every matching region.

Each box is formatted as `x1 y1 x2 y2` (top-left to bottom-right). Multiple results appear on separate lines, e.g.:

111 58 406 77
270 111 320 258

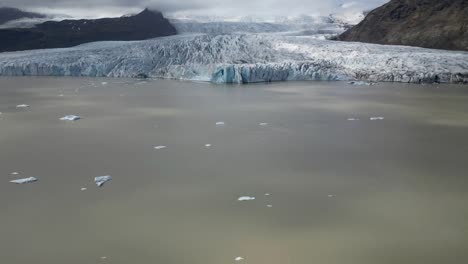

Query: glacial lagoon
1 77 468 264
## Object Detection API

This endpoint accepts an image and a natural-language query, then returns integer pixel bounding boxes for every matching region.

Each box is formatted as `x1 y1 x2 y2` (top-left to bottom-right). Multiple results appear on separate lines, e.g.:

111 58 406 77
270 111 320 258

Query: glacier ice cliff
0 34 467 84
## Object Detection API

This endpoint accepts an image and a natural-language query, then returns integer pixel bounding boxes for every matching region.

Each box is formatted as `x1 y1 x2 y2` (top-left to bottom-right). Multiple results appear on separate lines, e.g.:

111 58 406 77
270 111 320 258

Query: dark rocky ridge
336 0 468 51
0 7 45 25
0 9 177 53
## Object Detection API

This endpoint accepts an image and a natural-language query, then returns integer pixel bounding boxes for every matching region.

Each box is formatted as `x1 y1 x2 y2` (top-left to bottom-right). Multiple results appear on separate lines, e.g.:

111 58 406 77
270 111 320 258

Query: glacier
0 34 467 84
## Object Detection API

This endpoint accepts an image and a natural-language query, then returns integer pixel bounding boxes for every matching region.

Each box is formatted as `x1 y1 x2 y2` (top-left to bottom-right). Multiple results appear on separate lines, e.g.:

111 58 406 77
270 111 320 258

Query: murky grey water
1 77 468 264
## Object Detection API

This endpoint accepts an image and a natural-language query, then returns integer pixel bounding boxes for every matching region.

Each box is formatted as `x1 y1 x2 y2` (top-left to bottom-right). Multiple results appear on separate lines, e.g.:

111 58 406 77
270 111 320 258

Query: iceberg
238 196 256 201
60 115 81 121
94 175 112 187
0 34 466 84
10 177 38 184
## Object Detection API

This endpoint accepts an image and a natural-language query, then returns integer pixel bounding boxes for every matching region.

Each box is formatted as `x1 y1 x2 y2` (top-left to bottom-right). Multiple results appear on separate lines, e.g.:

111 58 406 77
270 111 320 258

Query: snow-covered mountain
0 34 466 84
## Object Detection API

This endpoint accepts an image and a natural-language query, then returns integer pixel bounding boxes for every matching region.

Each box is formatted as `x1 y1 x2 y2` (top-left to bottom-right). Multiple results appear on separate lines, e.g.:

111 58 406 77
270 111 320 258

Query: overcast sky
2 0 388 18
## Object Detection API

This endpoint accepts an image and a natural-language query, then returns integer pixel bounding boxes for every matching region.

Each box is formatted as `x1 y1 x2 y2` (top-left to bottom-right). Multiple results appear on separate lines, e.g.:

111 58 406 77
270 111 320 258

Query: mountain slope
0 7 45 25
0 9 177 52
0 34 466 83
337 0 468 51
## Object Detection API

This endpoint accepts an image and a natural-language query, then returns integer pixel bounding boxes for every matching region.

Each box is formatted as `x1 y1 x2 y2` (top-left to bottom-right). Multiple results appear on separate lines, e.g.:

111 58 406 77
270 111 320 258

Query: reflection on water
0 77 467 264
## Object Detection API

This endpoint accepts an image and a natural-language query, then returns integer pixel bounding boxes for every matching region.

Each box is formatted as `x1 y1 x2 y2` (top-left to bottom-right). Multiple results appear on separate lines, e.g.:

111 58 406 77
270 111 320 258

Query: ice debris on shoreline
10 177 38 184
95 175 112 187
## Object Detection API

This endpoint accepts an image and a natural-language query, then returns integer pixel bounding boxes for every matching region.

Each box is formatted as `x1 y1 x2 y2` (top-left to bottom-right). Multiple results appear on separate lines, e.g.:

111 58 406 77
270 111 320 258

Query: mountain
0 7 45 25
336 0 468 51
0 9 177 52
0 34 466 83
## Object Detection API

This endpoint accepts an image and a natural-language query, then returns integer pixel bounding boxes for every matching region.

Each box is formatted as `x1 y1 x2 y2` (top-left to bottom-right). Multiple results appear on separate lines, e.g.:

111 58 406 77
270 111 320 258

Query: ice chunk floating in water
60 115 81 121
154 146 167 150
95 175 112 187
238 196 256 201
216 122 225 126
235 257 245 261
10 177 38 184
16 104 29 108
370 117 385 121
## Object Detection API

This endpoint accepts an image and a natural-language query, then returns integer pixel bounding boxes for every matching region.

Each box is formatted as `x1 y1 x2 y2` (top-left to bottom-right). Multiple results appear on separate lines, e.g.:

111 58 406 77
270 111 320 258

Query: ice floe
348 81 374 86
238 196 256 201
216 121 225 126
154 145 167 150
205 144 212 148
16 104 29 108
347 118 359 121
60 115 81 121
259 123 269 126
94 175 112 187
370 117 385 121
10 177 38 184
235 257 245 261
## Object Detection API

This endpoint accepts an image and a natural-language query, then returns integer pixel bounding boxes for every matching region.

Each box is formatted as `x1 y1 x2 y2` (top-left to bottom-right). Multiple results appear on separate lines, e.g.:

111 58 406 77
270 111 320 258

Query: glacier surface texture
0 34 467 84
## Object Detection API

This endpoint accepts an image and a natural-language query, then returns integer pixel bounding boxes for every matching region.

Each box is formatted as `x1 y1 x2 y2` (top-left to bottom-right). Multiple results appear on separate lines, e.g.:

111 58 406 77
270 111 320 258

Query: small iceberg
216 121 225 126
60 115 81 121
16 104 30 108
10 177 38 184
154 146 167 150
205 144 212 148
235 257 244 261
95 175 112 187
349 81 374 86
259 123 268 126
238 196 255 201
370 117 385 121
81 187 87 191
347 118 359 121
267 204 273 208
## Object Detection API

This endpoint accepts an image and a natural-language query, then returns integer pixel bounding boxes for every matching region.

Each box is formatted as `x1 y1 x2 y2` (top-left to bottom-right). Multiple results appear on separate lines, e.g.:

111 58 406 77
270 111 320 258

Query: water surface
1 77 468 264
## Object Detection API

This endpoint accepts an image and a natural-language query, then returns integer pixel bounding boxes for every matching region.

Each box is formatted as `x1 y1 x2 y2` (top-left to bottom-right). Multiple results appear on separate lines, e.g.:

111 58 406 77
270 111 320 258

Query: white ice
238 196 256 201
60 115 81 121
94 175 112 187
1 34 466 84
10 177 38 184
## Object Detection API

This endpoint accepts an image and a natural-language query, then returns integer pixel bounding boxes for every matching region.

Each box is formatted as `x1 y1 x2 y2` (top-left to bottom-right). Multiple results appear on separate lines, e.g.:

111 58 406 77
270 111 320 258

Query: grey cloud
2 0 388 17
